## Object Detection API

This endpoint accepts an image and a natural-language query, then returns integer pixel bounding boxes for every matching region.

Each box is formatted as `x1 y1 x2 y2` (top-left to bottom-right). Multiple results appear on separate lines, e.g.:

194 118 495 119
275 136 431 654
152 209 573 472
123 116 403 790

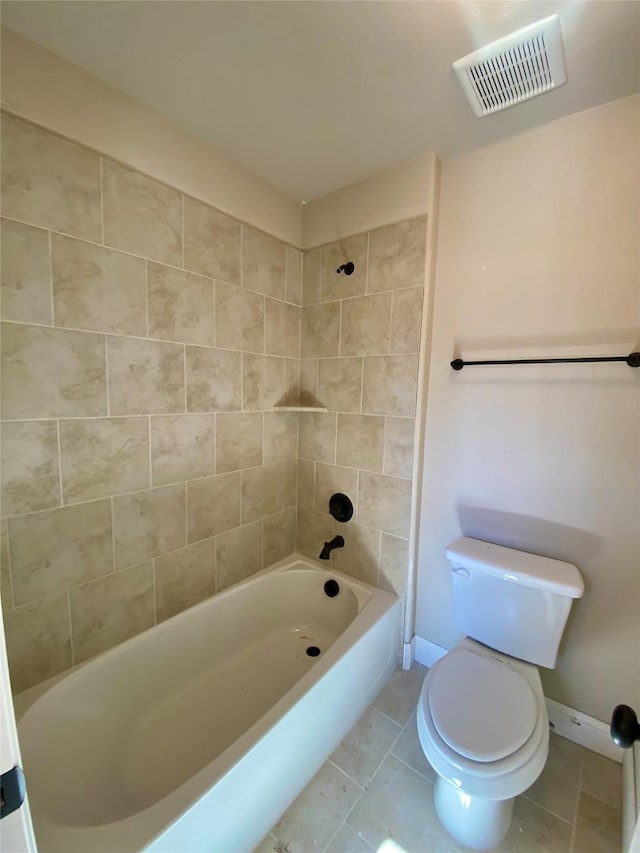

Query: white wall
0 28 302 247
416 95 640 722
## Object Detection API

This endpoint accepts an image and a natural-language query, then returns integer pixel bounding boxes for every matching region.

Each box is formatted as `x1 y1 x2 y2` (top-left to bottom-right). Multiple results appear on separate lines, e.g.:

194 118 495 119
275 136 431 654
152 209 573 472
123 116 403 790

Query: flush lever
451 567 470 578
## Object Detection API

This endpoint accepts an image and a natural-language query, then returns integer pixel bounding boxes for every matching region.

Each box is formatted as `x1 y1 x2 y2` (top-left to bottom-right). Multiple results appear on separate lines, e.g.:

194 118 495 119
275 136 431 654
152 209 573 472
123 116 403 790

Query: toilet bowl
417 638 549 850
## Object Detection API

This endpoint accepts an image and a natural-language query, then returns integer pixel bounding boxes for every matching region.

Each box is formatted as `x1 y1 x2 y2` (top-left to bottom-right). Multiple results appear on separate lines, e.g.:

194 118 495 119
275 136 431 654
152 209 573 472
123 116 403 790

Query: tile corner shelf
272 404 328 413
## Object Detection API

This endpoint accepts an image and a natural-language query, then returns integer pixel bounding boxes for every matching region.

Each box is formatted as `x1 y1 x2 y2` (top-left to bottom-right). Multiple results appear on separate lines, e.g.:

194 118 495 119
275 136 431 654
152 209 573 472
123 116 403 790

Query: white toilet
416 536 584 850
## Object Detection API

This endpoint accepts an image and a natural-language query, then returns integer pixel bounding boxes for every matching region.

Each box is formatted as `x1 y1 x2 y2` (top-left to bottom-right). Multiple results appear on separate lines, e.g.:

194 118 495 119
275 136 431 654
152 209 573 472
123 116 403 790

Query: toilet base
434 776 514 850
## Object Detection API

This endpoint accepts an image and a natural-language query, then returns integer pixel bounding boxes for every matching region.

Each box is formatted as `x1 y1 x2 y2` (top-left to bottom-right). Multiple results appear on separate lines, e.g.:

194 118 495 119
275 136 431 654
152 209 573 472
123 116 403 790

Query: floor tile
252 832 279 853
371 663 427 726
330 706 402 787
324 823 374 853
391 710 437 784
580 750 623 809
494 795 573 853
346 754 457 852
572 791 622 853
273 762 362 853
524 732 584 822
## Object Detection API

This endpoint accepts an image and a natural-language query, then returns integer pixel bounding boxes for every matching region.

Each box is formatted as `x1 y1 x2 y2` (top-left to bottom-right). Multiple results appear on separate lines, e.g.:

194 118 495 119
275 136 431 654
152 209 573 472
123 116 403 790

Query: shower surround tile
216 412 263 473
340 292 391 356
3 593 72 693
390 286 423 354
1 112 101 241
362 354 419 417
106 336 185 415
112 484 186 569
52 234 147 336
183 196 241 284
59 417 150 504
216 520 262 591
332 522 380 586
241 463 283 524
263 507 297 567
186 346 242 412
383 417 415 479
187 472 241 543
299 412 337 463
265 298 301 358
264 411 299 464
320 234 368 302
69 562 154 663
150 414 216 486
147 263 214 346
285 246 303 306
215 281 265 353
301 302 341 358
0 218 52 325
336 413 384 472
317 357 363 414
367 216 427 293
1 323 107 420
9 500 113 605
357 471 411 538
154 539 215 621
242 225 286 299
1 421 61 517
102 159 182 265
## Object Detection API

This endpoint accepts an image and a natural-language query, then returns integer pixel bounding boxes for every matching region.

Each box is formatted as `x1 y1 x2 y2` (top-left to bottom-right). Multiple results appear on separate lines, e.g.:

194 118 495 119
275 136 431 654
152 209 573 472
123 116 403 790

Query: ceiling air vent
453 15 567 118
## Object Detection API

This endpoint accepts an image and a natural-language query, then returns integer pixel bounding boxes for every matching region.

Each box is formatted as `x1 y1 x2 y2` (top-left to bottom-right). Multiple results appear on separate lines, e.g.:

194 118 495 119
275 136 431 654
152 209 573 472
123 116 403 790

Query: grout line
183 344 188 413
181 194 185 270
104 336 111 417
48 229 55 325
359 358 365 414
66 590 75 667
99 157 105 245
327 759 366 791
148 416 153 488
144 260 150 338
109 496 117 574
151 557 158 625
55 420 64 506
182 482 187 546
381 416 388 476
389 752 436 786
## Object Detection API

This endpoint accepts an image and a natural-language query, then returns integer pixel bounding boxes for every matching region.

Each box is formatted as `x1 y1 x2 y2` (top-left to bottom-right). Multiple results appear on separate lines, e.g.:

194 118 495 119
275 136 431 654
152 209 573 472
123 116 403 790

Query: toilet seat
428 649 537 763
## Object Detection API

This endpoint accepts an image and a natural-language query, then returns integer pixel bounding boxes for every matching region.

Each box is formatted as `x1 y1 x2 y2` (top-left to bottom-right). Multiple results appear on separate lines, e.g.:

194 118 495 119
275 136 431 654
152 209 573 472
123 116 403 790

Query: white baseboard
546 698 623 764
414 635 448 667
412 634 623 764
402 638 415 670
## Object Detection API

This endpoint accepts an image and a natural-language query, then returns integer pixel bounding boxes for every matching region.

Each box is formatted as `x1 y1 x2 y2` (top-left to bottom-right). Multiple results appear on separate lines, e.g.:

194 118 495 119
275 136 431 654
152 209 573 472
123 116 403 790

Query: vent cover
453 15 567 117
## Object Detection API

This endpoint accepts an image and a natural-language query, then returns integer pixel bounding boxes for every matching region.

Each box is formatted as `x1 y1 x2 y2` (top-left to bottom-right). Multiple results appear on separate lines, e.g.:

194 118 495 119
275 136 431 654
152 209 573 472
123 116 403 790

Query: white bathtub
15 557 400 853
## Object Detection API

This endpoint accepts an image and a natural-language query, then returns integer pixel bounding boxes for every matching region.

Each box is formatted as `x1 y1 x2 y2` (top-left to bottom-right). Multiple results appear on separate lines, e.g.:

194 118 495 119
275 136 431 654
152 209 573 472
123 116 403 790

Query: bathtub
14 556 400 853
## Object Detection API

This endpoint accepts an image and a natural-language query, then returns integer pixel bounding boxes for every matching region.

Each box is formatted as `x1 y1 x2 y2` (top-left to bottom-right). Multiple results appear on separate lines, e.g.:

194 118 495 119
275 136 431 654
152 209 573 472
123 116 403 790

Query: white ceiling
2 1 639 202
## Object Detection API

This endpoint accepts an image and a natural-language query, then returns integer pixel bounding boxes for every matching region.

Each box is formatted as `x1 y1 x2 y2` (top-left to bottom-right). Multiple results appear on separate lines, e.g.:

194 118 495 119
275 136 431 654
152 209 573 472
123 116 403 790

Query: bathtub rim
12 553 387 718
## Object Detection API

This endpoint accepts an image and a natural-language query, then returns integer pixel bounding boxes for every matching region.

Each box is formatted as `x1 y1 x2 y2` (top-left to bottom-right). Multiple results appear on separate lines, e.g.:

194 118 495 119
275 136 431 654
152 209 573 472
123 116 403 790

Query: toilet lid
427 650 537 763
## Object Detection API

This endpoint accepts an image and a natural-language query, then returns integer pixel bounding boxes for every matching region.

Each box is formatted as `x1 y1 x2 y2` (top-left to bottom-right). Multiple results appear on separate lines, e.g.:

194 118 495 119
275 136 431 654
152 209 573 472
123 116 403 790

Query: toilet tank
446 537 584 668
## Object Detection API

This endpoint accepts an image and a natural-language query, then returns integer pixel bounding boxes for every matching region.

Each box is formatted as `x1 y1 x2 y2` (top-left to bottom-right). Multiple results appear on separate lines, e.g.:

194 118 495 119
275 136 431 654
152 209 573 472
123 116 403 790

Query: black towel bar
451 352 640 371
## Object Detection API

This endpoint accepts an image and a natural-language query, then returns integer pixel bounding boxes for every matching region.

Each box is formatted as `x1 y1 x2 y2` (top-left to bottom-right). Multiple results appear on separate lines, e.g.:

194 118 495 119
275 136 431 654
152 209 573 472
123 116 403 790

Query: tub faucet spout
319 535 345 560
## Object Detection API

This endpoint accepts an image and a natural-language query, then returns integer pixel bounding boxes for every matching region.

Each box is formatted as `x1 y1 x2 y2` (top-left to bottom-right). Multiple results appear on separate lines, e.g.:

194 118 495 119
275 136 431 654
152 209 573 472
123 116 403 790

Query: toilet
416 537 584 850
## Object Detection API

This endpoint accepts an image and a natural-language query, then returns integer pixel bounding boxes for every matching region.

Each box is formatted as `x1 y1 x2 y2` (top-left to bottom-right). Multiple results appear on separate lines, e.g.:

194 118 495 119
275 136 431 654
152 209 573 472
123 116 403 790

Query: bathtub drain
306 646 321 657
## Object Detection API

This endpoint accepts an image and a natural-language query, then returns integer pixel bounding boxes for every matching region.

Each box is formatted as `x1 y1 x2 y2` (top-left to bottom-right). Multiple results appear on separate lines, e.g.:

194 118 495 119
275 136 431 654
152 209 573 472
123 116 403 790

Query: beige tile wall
0 111 427 694
297 219 427 604
0 113 302 692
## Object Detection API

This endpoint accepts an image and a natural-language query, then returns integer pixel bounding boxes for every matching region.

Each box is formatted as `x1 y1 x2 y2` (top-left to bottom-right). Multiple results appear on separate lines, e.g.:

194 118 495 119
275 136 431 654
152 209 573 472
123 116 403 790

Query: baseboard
546 698 623 763
414 635 448 667
412 634 623 764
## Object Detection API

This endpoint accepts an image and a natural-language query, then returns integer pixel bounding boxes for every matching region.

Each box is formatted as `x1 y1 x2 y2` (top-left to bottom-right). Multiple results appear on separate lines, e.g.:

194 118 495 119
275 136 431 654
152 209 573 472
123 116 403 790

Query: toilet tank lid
446 537 584 598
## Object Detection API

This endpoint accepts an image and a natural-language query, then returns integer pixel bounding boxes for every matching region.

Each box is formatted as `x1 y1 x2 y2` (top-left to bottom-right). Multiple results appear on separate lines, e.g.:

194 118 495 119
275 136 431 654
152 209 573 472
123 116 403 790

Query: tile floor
256 664 623 853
